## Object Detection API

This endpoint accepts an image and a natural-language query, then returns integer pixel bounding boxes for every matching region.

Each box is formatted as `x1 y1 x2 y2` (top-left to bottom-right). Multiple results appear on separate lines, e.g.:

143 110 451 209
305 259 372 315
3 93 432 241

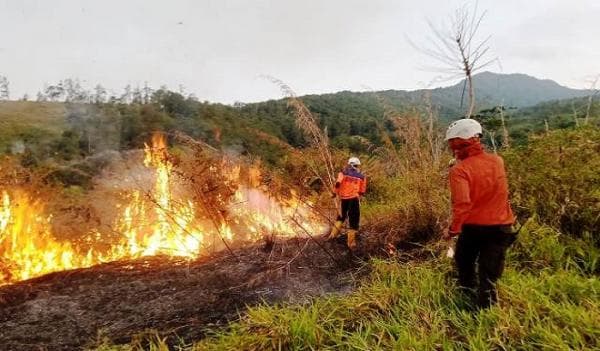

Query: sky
0 0 599 103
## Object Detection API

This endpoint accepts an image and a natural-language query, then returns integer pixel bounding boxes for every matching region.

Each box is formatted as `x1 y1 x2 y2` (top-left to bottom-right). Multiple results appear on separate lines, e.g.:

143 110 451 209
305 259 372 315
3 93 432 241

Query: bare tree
415 2 495 118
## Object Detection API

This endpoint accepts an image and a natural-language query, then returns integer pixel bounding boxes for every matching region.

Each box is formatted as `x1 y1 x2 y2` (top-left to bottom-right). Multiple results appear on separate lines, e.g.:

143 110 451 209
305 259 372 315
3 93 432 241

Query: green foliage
503 126 600 238
508 97 600 143
363 165 449 243
509 219 599 275
52 130 83 160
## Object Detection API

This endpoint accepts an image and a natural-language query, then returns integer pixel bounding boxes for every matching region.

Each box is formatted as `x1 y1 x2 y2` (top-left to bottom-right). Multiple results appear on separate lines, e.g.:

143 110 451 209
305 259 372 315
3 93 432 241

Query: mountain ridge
286 71 593 120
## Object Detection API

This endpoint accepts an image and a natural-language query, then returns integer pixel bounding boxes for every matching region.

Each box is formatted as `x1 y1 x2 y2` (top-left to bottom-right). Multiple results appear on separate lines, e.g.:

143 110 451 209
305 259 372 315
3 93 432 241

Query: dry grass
264 77 337 196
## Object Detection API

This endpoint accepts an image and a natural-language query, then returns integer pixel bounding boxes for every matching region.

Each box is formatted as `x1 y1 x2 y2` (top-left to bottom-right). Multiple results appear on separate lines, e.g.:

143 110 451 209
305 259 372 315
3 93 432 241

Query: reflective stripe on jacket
449 148 515 233
335 167 367 199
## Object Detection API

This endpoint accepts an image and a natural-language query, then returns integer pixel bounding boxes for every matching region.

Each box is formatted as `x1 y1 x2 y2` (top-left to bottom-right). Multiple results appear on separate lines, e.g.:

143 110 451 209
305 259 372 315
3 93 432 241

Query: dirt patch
0 236 372 351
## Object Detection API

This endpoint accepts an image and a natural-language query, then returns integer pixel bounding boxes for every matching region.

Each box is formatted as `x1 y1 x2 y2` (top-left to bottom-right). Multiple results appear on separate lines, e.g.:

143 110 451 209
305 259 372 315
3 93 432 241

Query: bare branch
412 1 494 118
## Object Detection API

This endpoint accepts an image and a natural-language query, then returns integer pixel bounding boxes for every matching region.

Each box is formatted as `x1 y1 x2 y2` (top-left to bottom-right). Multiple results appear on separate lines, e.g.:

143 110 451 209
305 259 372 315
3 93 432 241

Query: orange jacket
449 142 514 233
335 167 367 199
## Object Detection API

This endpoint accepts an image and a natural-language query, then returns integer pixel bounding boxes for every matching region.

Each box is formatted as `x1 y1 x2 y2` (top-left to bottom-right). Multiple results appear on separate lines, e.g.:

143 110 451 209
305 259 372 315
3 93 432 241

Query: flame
0 133 325 286
116 134 204 257
0 190 96 283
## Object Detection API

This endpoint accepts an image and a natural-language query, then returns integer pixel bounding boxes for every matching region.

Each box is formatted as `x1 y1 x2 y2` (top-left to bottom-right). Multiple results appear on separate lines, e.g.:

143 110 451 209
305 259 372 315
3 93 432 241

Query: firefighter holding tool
443 118 516 308
328 157 367 250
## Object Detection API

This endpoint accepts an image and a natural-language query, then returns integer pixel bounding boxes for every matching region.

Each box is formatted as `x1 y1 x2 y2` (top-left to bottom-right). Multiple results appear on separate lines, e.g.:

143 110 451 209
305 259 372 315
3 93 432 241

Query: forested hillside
0 72 597 174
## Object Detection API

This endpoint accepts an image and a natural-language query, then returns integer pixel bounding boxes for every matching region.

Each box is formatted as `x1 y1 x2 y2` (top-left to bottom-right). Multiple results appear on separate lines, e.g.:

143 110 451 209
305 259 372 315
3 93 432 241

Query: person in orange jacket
442 119 515 308
328 157 367 250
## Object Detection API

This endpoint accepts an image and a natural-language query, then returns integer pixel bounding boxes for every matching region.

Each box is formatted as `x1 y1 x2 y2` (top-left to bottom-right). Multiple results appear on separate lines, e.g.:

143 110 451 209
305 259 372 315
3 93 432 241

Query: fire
0 190 96 283
116 133 205 257
0 134 325 286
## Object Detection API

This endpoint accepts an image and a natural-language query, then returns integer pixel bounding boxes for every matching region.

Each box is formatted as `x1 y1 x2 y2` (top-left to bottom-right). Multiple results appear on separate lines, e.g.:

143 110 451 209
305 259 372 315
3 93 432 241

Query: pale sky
1 0 598 103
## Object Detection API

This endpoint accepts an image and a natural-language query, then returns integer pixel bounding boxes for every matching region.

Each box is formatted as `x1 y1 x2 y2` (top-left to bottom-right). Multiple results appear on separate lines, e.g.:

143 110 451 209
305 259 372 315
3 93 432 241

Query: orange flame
0 134 325 285
0 190 96 283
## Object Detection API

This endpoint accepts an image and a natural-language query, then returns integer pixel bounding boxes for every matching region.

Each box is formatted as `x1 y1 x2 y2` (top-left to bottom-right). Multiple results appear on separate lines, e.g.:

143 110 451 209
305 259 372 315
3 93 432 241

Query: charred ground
0 233 384 350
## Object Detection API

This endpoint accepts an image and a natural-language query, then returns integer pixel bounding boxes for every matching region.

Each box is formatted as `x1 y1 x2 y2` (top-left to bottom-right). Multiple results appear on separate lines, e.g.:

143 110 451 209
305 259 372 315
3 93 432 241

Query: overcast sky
1 0 598 103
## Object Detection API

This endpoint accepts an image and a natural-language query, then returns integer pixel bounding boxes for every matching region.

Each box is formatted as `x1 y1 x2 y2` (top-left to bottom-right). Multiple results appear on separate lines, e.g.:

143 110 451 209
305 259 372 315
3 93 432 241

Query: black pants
338 198 360 230
454 225 514 308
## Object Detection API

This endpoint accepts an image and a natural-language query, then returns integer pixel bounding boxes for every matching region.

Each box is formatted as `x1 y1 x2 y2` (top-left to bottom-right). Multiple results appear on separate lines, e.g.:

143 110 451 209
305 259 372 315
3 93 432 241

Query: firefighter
443 119 516 308
328 157 367 250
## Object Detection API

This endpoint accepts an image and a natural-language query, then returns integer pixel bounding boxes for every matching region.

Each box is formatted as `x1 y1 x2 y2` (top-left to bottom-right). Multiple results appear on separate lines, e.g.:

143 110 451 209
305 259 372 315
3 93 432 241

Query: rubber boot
328 220 343 239
347 229 357 250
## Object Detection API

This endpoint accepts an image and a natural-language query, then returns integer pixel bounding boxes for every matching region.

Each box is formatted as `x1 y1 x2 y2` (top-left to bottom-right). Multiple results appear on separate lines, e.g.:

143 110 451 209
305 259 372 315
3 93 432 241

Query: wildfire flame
0 190 96 283
0 134 324 285
116 133 205 257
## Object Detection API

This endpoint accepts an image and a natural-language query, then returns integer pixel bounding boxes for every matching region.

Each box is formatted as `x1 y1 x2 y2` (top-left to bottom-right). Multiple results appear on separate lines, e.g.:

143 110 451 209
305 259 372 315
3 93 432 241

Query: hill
0 72 596 167
426 72 592 112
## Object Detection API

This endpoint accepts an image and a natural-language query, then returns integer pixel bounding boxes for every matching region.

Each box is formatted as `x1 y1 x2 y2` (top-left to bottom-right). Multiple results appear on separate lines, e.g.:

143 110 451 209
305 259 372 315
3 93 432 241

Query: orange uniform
335 167 367 199
449 142 515 233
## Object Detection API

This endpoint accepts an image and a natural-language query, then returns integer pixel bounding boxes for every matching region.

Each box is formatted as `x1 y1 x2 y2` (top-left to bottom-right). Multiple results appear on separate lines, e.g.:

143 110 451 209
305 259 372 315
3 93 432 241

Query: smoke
65 103 122 154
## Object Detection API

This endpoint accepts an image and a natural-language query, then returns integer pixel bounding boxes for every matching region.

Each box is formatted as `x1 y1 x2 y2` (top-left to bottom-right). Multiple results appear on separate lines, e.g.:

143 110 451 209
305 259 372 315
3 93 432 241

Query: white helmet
348 157 361 166
445 119 483 141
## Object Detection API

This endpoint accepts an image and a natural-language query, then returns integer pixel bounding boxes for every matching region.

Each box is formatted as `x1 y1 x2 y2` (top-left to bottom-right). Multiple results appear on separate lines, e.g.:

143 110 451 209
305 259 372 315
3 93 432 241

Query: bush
362 163 449 246
504 126 600 239
509 218 600 275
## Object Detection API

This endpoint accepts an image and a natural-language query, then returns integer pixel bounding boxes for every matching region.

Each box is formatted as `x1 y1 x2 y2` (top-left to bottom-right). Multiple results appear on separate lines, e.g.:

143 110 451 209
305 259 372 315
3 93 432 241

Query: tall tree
36 91 47 102
143 82 153 104
121 84 132 103
132 86 143 104
45 81 65 101
94 84 107 104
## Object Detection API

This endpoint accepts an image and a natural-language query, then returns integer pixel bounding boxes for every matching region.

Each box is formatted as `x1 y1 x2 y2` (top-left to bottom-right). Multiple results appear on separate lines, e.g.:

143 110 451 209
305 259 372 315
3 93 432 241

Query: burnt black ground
0 236 368 351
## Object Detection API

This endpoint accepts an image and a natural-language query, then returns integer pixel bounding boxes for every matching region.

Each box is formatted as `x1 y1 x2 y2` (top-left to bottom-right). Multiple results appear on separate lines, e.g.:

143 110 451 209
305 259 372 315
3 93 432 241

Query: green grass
187 259 598 350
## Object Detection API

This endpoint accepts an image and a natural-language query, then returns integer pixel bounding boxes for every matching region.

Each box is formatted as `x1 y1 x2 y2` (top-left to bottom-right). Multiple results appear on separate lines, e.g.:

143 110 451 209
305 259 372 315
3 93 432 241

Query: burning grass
0 133 328 286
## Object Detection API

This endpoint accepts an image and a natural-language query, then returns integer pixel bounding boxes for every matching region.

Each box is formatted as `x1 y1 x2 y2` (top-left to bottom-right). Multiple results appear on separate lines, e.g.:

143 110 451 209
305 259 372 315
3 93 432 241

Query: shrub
362 164 449 245
509 218 600 275
503 126 600 239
